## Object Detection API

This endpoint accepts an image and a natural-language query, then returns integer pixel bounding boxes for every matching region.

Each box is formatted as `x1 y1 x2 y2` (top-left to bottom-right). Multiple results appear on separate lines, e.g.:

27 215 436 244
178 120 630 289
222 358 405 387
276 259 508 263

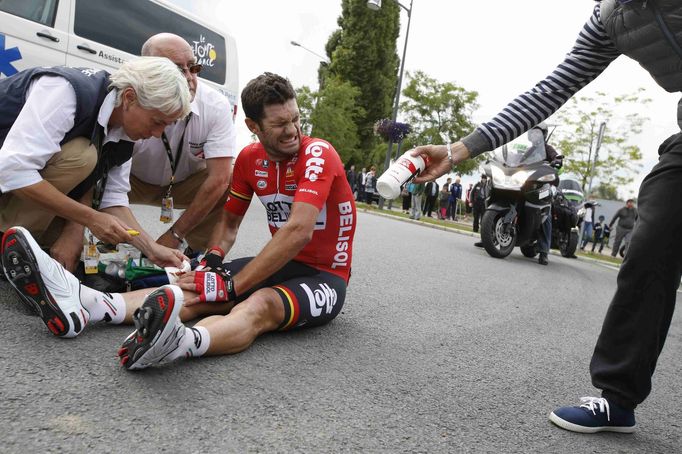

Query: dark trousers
610 226 633 257
423 195 437 217
472 202 485 232
590 132 682 410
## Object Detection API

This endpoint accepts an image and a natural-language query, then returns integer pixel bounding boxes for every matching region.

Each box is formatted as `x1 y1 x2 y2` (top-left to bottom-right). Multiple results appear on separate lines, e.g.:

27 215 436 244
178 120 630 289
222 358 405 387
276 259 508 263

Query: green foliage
295 85 316 136
323 0 400 154
551 90 648 193
310 77 366 164
592 184 619 200
399 70 483 175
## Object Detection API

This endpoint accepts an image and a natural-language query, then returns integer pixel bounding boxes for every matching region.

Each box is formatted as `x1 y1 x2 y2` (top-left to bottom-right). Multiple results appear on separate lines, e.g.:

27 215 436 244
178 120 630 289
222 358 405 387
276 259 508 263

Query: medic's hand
411 142 471 183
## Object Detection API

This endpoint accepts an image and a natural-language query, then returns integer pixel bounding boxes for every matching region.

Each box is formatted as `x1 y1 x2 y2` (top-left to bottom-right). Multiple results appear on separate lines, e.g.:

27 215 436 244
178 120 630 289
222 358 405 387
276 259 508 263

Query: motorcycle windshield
492 129 547 168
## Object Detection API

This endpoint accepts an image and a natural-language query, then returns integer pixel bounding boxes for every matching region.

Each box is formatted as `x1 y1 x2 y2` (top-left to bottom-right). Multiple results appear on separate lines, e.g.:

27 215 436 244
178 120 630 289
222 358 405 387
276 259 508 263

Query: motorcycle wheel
520 244 537 258
481 209 516 258
560 230 579 258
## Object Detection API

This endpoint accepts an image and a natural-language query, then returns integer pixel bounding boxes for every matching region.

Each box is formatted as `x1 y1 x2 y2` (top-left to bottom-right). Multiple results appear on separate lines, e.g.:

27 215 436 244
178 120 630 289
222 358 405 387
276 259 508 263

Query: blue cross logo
0 34 22 77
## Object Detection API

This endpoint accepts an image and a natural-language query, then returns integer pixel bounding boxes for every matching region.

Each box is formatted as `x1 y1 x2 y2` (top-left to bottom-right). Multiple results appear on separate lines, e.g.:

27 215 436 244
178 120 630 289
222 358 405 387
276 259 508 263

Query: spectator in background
423 180 439 218
364 166 377 206
449 176 463 220
592 215 607 254
580 200 597 251
609 199 637 258
465 183 474 218
471 174 488 233
409 181 424 220
356 167 366 202
346 164 357 197
401 183 412 214
439 179 451 220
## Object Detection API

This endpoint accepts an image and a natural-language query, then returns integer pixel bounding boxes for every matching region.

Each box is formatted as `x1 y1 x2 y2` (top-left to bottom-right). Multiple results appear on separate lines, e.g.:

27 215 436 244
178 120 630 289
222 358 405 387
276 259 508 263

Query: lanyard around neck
161 113 193 188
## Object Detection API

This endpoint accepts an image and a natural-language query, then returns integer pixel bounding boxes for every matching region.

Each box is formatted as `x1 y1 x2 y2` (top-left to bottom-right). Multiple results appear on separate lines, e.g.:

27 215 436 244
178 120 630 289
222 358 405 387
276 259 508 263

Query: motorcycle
550 178 582 258
480 130 560 259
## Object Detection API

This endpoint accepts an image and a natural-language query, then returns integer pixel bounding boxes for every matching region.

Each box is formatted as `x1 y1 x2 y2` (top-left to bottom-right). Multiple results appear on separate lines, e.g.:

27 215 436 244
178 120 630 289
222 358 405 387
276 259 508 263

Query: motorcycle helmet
532 122 549 141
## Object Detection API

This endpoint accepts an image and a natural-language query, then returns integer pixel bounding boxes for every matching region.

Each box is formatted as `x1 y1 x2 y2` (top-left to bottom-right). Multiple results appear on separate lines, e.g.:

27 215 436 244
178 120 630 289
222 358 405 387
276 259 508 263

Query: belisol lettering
331 201 353 269
266 200 292 224
300 282 337 317
304 141 328 182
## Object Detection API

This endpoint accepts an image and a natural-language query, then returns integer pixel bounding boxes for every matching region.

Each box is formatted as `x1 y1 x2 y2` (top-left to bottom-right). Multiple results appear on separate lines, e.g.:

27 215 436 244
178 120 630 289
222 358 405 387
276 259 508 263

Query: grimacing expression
251 98 301 161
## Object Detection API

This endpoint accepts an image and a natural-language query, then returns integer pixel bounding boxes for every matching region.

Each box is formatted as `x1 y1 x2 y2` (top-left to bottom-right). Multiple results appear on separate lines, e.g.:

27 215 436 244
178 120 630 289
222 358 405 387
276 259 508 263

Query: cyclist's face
251 99 301 161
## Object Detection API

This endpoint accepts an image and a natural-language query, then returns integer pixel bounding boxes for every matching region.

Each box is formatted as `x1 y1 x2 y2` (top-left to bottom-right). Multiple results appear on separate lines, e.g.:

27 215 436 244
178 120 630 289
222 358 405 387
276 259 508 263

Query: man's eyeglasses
177 63 202 75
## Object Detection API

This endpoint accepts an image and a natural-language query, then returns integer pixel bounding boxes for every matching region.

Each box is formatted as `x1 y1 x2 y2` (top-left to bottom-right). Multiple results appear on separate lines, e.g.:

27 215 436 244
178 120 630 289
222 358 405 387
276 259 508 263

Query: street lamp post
290 40 330 64
368 0 414 209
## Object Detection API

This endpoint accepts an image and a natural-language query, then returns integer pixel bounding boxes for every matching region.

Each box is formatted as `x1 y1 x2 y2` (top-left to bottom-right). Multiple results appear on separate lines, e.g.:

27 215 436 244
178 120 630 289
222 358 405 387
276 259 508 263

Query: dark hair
626 198 634 203
241 72 296 124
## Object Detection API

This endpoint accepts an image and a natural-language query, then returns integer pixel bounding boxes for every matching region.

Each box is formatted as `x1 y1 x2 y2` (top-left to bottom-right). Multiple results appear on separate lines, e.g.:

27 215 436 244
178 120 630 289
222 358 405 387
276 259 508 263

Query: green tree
592 184 619 200
322 0 400 157
295 85 316 136
399 70 483 175
310 77 366 164
551 90 648 192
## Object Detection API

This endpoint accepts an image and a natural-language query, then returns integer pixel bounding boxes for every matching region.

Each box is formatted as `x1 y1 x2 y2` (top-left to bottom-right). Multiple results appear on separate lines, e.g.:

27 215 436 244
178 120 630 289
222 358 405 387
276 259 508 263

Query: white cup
376 152 426 200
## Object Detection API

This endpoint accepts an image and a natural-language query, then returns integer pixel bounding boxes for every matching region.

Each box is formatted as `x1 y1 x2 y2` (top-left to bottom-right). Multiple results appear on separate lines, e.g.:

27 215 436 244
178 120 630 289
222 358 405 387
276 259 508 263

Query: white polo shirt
130 81 236 186
0 75 131 210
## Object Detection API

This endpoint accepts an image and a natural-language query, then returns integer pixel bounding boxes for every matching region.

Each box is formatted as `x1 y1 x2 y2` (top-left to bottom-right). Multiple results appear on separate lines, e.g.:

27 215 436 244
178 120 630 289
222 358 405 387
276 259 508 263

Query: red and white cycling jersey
224 136 356 282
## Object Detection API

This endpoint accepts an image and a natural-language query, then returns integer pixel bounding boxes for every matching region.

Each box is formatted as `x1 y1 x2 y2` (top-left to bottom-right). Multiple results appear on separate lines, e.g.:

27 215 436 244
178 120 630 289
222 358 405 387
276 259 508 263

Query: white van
0 0 239 114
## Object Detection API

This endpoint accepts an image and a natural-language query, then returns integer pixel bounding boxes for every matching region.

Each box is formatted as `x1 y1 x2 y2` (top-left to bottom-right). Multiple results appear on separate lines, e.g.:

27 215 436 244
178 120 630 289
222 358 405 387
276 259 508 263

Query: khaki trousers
128 169 225 250
0 138 96 246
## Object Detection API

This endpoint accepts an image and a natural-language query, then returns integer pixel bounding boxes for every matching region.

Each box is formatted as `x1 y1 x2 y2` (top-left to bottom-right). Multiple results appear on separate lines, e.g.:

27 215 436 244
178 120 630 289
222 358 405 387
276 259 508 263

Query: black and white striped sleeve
462 4 622 157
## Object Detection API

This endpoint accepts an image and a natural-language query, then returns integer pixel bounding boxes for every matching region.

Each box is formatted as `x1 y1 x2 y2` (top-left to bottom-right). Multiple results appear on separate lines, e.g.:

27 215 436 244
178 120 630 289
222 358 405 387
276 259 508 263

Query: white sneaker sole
549 411 636 434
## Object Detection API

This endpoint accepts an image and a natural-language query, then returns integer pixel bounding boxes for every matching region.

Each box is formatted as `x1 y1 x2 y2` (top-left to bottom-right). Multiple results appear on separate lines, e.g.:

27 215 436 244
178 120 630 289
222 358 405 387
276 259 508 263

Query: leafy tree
310 77 366 164
550 90 648 193
399 70 483 175
322 0 400 156
592 184 619 200
295 85 316 136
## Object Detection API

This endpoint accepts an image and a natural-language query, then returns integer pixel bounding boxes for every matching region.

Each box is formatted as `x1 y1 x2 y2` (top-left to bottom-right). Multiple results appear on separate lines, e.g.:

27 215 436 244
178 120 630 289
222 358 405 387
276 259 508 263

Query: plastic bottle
376 151 427 200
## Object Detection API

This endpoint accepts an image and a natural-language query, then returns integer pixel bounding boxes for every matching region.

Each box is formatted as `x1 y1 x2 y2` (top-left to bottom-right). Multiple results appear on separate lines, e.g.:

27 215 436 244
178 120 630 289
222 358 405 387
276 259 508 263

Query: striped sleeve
462 4 622 156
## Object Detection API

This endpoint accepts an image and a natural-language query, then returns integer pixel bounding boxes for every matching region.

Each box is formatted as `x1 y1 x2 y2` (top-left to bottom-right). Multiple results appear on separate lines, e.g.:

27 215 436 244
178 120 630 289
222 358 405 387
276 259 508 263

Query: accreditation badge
160 196 174 223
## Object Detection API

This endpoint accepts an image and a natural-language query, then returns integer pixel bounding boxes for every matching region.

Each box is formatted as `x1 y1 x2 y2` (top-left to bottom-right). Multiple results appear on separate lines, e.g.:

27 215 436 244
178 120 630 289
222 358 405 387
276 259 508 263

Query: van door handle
36 32 59 42
77 44 97 54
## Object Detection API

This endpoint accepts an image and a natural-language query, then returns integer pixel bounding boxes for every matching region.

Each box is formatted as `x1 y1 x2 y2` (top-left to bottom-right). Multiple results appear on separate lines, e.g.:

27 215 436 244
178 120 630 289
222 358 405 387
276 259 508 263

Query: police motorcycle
551 178 583 257
480 127 561 259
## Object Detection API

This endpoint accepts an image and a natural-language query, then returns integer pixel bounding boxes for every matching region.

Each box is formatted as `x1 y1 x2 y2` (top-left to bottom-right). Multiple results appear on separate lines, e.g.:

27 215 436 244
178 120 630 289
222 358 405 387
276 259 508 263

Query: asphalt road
1 203 680 453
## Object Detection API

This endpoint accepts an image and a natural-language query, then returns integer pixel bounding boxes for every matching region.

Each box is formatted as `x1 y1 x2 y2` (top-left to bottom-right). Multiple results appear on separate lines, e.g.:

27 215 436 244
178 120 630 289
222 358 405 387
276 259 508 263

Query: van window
0 0 59 26
73 0 227 85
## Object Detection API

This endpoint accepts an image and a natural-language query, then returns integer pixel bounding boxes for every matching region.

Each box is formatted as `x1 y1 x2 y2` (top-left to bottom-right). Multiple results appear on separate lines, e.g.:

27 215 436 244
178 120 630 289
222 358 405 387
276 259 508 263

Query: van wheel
481 210 515 258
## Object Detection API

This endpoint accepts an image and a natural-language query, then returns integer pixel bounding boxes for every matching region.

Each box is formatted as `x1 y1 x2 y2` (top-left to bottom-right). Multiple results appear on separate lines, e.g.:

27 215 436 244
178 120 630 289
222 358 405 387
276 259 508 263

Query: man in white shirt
0 57 191 271
129 33 236 252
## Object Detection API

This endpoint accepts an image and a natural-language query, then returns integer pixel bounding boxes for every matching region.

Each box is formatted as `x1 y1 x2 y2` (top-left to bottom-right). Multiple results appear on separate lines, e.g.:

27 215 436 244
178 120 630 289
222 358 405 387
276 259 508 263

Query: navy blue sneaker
550 397 636 433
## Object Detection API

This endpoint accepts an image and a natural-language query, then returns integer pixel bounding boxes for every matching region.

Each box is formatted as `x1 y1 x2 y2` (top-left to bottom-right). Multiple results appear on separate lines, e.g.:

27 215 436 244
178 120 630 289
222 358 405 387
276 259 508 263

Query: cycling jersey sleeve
294 140 340 210
223 147 254 216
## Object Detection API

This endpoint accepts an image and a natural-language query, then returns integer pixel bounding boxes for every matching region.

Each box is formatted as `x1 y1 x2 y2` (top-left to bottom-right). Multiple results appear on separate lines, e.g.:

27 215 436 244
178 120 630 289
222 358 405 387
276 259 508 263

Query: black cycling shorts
222 258 346 331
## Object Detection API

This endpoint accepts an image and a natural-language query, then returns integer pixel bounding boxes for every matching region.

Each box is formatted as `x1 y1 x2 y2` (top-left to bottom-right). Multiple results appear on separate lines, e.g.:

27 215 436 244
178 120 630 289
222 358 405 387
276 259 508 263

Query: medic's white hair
109 56 191 117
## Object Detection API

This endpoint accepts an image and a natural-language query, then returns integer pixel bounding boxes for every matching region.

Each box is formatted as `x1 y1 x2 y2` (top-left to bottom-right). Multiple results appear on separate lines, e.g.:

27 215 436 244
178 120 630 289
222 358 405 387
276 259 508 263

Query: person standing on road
0 57 191 272
592 215 607 254
364 166 377 206
471 174 488 233
1 72 356 369
410 0 682 434
448 176 463 220
409 181 425 220
580 200 597 251
439 180 451 220
346 164 357 196
609 199 638 258
356 167 366 202
129 33 237 254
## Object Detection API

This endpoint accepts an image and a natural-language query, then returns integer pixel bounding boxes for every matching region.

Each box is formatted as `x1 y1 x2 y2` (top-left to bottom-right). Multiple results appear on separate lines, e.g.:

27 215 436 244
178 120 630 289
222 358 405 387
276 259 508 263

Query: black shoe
619 246 626 258
474 241 484 248
538 253 548 265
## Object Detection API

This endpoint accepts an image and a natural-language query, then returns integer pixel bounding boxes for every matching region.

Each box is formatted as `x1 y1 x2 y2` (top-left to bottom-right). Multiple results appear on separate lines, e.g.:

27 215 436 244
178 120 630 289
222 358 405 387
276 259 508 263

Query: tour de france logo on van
192 35 217 67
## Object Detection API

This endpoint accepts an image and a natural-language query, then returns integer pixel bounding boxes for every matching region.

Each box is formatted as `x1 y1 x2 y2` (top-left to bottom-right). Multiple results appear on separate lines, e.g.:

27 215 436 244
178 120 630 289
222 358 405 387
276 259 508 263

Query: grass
356 201 623 266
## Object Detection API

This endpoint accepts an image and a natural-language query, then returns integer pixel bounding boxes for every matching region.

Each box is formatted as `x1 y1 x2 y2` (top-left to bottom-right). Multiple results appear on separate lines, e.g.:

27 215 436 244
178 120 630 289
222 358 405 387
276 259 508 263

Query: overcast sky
171 0 680 198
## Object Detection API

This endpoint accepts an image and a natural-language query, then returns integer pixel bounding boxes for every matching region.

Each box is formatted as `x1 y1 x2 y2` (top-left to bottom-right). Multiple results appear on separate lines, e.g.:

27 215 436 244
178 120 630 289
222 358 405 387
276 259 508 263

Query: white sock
168 325 211 361
79 286 126 324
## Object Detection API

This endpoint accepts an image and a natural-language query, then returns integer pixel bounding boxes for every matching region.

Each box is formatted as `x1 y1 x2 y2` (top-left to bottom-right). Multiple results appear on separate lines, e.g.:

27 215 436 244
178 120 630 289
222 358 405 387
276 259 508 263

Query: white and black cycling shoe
1 226 88 338
118 285 185 370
